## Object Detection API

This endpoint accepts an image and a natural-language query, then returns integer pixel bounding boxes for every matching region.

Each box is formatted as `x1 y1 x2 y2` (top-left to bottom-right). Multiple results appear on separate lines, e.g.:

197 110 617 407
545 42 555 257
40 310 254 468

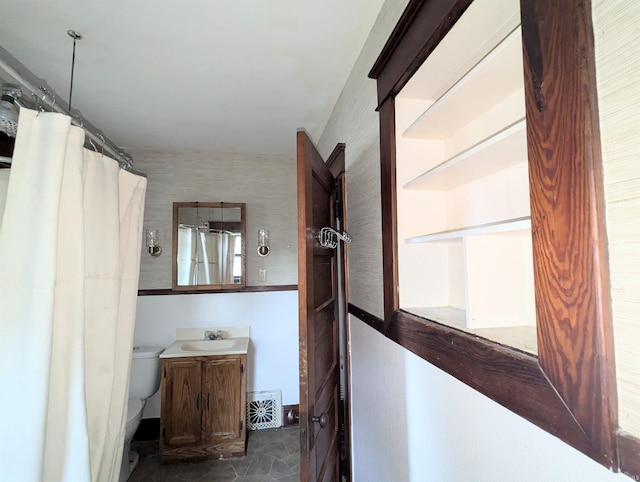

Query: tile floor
129 426 300 482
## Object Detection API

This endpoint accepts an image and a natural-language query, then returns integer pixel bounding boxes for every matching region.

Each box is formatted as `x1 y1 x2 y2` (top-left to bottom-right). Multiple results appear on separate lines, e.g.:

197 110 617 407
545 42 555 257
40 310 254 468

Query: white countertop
160 326 250 358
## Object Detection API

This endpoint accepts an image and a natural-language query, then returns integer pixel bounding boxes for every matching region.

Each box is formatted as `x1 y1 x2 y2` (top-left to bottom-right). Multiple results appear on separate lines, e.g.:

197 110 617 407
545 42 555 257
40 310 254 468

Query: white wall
135 290 299 418
350 320 627 482
318 0 633 480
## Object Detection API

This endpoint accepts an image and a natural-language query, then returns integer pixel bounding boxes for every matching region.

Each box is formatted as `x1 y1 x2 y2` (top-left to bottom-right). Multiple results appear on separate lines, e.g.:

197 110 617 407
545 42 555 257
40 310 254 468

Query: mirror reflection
172 202 246 289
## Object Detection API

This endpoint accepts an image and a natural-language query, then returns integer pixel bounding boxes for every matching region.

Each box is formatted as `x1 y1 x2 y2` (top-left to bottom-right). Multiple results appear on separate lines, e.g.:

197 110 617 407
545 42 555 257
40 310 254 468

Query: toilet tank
130 346 164 399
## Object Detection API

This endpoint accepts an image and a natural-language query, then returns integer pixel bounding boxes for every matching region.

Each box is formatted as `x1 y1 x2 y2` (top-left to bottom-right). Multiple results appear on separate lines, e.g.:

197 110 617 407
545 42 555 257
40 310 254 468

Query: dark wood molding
347 303 385 334
387 311 599 458
138 285 298 296
368 0 473 109
378 99 399 326
326 143 346 178
618 431 640 480
369 0 619 471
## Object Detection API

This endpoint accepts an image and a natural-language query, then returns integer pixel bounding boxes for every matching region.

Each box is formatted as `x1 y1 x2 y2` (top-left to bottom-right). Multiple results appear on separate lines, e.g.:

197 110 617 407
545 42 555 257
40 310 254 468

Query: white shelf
404 118 527 190
406 216 530 243
403 27 523 139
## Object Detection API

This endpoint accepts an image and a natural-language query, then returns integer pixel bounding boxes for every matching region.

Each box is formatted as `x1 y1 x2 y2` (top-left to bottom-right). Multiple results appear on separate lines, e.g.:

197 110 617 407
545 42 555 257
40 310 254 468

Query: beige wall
132 148 297 289
317 0 408 318
593 0 640 437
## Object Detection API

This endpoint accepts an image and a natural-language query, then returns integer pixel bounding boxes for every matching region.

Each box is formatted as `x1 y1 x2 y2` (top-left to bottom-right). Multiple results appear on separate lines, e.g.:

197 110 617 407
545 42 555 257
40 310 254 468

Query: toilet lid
127 398 143 423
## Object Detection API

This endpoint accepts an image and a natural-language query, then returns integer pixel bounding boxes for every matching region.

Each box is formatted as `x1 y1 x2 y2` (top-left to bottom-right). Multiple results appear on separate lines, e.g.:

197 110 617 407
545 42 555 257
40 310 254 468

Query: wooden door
297 130 341 482
160 359 202 447
203 357 245 442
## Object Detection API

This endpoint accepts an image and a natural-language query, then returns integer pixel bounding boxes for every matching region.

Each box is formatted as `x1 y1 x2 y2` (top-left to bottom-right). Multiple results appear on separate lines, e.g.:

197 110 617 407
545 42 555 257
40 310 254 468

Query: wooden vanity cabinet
160 354 247 461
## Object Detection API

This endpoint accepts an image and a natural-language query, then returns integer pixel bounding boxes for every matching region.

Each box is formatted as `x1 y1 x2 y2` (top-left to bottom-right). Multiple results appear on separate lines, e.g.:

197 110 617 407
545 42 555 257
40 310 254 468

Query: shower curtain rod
0 45 146 178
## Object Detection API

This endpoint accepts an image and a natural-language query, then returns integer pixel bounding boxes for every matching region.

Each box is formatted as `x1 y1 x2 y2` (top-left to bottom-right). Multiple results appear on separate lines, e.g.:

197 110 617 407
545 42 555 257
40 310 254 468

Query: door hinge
240 420 244 432
240 364 244 373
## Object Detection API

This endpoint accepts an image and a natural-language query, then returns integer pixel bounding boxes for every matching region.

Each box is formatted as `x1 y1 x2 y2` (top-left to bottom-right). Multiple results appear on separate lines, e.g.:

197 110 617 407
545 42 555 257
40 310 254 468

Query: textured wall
317 0 406 318
593 0 640 437
131 148 298 289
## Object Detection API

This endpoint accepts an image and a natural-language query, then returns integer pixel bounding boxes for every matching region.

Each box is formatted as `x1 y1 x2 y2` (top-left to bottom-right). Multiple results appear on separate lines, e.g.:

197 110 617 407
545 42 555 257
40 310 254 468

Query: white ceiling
0 1 385 158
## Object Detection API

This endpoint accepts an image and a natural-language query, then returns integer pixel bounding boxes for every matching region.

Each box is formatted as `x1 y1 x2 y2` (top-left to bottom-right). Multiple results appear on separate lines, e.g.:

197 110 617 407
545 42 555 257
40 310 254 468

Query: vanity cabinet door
202 357 246 443
160 359 203 447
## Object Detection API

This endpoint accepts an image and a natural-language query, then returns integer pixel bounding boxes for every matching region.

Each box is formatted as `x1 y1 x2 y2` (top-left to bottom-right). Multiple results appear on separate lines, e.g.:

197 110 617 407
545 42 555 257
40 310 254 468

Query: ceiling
0 1 385 158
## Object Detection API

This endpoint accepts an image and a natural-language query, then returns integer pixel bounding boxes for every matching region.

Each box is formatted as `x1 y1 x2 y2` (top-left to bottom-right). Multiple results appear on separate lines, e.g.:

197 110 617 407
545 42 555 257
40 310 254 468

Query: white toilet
119 345 164 482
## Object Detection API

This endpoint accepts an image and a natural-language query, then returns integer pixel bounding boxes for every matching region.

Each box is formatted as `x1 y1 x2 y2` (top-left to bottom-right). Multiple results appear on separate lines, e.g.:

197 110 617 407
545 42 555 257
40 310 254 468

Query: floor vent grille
246 390 282 430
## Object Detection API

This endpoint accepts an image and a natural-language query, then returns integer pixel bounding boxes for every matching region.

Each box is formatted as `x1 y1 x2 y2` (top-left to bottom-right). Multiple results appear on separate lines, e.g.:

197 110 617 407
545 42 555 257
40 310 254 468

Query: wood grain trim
368 0 473 108
522 0 617 465
349 304 604 460
378 99 399 326
138 285 298 296
618 431 640 480
348 303 385 334
387 311 599 457
370 0 618 470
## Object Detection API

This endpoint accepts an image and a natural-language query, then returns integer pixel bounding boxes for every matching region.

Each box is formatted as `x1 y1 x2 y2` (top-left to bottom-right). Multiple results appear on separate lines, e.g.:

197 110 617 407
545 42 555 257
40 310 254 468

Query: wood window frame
367 0 620 470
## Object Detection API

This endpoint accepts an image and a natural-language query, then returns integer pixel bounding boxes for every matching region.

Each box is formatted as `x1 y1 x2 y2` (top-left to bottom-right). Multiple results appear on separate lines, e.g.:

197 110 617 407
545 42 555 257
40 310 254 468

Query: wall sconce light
257 229 270 257
145 228 162 257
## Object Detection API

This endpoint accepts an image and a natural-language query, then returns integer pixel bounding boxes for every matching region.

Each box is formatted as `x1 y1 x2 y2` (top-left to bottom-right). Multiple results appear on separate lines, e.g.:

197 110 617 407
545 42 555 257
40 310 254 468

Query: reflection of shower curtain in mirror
198 231 235 284
177 226 196 285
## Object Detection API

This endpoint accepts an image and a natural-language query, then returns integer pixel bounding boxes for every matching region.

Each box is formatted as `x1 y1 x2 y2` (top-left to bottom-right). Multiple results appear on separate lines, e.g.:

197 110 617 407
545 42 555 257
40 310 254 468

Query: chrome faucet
204 330 224 340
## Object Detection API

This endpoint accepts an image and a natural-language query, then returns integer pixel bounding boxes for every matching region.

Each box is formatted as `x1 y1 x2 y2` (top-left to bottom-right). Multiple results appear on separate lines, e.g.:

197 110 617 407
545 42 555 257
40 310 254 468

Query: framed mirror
172 202 246 290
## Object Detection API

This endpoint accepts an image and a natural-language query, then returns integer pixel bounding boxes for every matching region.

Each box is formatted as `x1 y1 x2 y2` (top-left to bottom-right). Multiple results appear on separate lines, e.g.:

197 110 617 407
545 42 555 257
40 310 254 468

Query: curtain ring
98 132 105 156
32 92 42 116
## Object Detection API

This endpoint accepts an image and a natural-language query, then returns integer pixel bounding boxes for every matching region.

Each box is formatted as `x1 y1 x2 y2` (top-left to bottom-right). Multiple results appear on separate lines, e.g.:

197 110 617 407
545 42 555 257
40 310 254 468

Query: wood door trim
369 0 618 470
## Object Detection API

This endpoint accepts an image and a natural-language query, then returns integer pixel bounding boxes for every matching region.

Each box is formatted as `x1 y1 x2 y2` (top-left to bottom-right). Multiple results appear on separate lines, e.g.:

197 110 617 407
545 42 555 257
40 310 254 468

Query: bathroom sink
160 333 250 358
180 339 235 351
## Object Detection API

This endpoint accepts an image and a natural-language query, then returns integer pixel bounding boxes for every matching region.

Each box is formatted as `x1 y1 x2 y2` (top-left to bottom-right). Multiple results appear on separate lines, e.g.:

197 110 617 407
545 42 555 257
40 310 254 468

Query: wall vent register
246 390 282 430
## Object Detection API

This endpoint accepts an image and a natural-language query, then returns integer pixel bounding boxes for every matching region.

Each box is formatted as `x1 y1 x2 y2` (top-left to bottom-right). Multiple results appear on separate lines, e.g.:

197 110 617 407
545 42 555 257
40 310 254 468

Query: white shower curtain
177 225 196 285
198 231 235 285
0 108 147 482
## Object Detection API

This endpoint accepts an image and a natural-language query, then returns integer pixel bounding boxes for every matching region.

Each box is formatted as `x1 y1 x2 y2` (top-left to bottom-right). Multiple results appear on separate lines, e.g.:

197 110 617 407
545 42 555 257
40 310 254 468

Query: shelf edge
406 216 531 243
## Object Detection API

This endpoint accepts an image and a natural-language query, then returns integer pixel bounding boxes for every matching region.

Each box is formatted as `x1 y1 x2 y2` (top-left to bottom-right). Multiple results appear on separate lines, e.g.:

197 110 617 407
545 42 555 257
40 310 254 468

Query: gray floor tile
128 426 300 482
